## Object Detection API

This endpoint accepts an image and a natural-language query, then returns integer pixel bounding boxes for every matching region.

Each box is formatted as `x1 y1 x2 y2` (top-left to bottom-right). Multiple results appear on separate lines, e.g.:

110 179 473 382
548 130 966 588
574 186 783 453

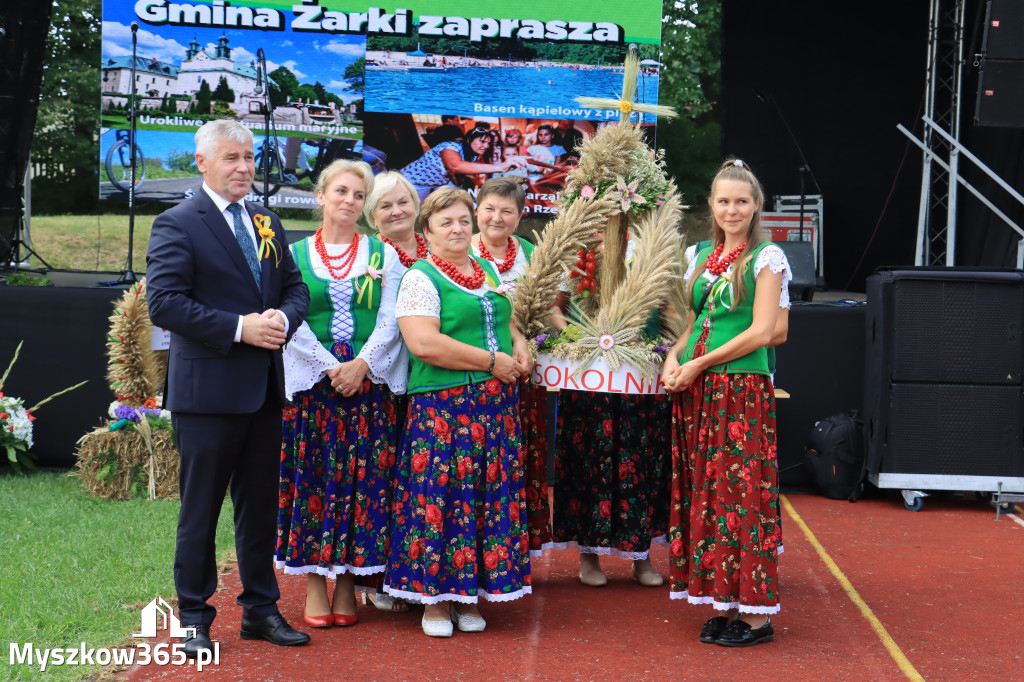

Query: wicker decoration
75 278 178 500
512 194 618 340
75 426 179 500
105 280 165 405
513 48 689 381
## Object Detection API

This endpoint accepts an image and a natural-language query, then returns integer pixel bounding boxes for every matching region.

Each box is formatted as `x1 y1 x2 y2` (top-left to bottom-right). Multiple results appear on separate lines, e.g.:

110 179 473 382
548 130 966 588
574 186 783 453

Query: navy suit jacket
146 188 309 414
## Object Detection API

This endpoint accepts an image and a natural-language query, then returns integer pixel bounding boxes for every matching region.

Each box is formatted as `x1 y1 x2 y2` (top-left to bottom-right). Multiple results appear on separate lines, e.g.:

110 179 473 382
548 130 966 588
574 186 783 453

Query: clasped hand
330 358 369 397
490 341 534 385
662 356 702 393
241 309 287 349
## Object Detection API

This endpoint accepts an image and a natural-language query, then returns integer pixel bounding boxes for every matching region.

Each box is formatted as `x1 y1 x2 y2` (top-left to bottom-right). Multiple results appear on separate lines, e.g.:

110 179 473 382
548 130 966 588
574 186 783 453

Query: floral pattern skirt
520 381 552 555
668 371 781 614
383 378 532 604
552 390 672 559
275 376 401 579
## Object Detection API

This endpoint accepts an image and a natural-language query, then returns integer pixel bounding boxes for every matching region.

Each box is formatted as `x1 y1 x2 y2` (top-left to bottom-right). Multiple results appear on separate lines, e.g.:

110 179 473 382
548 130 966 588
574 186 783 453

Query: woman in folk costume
384 187 534 637
663 159 792 647
275 160 407 628
470 177 551 555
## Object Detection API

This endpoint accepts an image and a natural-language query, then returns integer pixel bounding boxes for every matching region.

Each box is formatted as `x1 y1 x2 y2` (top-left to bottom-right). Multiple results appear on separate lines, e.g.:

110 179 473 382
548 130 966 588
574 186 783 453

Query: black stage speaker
975 59 1024 128
864 268 1024 490
983 0 1024 59
774 303 866 491
776 241 816 302
0 4 51 263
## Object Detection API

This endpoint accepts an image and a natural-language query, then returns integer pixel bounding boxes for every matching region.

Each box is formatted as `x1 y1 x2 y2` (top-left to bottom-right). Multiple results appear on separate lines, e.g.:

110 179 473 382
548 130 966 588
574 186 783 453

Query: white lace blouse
283 236 409 399
683 242 792 309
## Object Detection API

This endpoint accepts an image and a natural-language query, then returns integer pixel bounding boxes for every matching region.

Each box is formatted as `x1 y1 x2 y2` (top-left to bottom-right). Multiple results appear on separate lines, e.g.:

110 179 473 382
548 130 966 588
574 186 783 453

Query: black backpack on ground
803 412 867 500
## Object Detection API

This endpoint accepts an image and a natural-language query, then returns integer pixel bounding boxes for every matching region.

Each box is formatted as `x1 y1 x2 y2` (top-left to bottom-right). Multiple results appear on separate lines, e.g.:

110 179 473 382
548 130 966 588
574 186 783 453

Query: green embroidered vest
680 241 771 375
515 235 535 261
692 240 777 374
404 257 513 394
292 235 385 356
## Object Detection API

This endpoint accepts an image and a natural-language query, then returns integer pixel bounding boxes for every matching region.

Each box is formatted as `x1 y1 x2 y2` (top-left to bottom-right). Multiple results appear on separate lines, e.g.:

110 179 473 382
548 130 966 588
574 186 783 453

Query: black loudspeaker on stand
776 241 815 302
863 268 1024 508
974 0 1024 127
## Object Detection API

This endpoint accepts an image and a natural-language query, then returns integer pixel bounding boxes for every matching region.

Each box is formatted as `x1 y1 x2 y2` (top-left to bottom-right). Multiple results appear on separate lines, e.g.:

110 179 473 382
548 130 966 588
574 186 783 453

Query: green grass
0 472 235 681
27 214 323 273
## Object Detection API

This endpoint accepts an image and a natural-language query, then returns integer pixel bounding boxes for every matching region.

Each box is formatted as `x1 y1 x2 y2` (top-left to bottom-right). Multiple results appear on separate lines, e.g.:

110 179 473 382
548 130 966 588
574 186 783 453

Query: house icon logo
132 597 196 638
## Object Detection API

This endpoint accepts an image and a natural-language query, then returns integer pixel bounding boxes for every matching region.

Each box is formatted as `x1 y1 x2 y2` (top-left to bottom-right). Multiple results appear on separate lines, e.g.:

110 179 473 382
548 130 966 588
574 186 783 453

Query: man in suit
146 119 311 657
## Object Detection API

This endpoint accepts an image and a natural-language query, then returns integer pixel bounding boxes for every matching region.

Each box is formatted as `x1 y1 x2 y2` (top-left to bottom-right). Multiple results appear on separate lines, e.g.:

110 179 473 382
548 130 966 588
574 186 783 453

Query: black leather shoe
180 624 212 659
699 616 730 644
715 618 774 647
240 613 311 646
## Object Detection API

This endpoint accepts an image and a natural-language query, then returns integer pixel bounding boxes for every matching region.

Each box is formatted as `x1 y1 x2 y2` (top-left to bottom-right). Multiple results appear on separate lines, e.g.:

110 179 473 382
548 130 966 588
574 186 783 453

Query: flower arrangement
511 47 689 384
253 214 282 265
1 341 87 472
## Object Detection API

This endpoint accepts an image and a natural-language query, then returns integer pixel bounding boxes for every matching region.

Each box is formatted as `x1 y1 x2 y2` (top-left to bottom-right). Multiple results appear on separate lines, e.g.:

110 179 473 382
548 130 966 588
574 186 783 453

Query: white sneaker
421 613 454 638
450 604 486 633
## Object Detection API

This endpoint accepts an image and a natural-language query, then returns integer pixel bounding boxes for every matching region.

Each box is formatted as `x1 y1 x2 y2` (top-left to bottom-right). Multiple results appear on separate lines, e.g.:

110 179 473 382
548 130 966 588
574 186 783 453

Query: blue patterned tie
227 203 262 294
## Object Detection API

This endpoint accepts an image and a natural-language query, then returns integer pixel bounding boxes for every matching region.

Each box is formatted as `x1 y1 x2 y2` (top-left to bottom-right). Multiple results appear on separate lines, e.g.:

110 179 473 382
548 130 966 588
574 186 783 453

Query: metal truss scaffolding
915 0 966 266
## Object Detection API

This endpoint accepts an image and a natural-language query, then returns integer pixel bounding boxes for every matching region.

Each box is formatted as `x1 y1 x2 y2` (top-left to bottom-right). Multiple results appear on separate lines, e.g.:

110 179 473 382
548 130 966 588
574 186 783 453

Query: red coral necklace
314 227 359 279
431 254 485 289
476 236 517 274
705 241 746 276
380 232 428 268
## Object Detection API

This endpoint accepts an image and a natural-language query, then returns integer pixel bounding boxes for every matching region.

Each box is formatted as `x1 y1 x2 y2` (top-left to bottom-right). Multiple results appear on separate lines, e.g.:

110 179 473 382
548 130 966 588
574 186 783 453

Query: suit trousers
172 389 282 626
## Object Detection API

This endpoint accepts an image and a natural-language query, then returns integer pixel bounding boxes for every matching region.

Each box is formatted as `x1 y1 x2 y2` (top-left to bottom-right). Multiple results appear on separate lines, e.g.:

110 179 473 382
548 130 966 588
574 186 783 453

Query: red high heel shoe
333 612 358 627
303 598 334 628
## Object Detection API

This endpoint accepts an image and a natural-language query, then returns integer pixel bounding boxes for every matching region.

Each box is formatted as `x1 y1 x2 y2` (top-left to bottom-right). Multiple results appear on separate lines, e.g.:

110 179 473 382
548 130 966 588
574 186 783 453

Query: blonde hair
687 158 766 308
419 186 475 235
312 159 374 223
363 171 420 227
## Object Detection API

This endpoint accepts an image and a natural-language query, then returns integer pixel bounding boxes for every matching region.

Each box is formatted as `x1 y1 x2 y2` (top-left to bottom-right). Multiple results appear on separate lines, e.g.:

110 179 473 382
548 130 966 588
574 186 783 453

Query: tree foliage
31 0 102 214
194 79 212 114
657 0 722 216
212 76 235 103
344 57 365 95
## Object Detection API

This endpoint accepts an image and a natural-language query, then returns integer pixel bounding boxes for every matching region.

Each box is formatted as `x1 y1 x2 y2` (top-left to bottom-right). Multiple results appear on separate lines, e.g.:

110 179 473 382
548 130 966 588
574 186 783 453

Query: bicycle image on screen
105 128 146 192
249 48 362 198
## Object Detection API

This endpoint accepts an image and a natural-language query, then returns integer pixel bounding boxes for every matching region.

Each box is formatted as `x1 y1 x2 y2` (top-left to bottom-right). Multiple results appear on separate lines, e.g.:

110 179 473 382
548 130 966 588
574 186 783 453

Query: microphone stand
256 48 271 208
755 91 822 243
112 23 140 285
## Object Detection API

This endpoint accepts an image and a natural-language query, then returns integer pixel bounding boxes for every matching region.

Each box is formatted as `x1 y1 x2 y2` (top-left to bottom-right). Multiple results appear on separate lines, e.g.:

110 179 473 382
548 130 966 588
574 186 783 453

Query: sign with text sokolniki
532 353 666 395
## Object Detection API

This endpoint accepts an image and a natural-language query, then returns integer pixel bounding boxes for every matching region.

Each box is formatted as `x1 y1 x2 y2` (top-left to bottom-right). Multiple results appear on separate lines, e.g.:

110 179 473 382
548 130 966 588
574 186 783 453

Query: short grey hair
363 171 420 227
195 119 253 156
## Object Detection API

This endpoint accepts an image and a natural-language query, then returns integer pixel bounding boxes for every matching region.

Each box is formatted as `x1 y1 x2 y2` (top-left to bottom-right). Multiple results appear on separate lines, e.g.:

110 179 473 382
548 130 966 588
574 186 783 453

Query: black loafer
240 613 311 646
715 618 774 647
699 616 730 644
180 624 212 659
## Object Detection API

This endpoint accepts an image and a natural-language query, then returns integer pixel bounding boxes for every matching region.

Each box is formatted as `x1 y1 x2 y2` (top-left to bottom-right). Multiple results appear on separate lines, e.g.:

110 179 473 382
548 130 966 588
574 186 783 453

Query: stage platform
2 270 866 488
